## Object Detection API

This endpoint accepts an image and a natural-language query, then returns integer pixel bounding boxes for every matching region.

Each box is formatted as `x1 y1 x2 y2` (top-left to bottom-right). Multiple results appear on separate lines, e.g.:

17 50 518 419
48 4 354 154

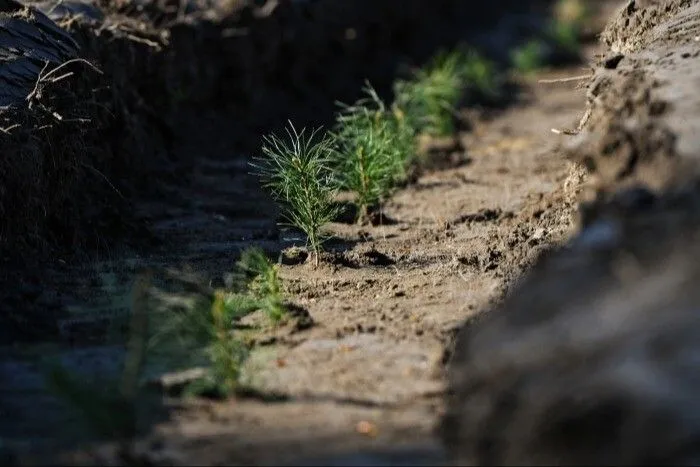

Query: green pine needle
252 122 340 266
332 84 415 222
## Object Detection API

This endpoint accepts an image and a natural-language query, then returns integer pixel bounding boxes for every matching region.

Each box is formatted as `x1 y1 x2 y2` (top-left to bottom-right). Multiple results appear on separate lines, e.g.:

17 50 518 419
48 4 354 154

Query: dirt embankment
567 0 700 209
444 1 700 465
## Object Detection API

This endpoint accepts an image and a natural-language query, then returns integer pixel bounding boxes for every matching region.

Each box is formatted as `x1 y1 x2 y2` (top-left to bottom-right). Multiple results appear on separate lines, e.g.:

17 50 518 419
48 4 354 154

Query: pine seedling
546 0 589 60
389 102 419 184
147 285 251 399
252 122 340 266
554 0 589 32
332 85 413 222
236 247 286 323
460 48 502 102
181 290 249 398
548 21 580 55
511 40 548 74
393 50 465 136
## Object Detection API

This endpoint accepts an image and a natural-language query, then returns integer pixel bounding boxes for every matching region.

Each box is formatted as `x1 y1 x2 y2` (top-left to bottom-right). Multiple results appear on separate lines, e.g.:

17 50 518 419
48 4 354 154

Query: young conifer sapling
252 122 339 266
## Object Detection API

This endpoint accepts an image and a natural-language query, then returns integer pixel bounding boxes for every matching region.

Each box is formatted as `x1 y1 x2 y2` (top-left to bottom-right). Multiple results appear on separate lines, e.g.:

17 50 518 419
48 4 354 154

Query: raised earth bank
443 1 700 465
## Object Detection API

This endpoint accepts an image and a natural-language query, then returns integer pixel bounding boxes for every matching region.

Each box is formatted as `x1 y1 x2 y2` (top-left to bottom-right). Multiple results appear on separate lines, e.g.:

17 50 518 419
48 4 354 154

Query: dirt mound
601 0 695 53
564 0 700 217
0 0 79 106
442 211 700 465
0 2 171 260
443 1 700 464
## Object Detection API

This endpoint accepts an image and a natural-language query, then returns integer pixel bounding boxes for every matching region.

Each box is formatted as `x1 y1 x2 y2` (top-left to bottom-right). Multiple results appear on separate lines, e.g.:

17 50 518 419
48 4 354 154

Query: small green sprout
460 48 502 101
236 247 286 323
511 40 548 74
181 290 249 398
394 50 466 136
332 85 414 222
252 122 340 266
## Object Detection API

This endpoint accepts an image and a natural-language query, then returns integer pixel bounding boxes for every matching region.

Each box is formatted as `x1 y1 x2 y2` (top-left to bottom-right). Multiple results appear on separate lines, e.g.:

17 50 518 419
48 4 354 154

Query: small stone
355 420 378 437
